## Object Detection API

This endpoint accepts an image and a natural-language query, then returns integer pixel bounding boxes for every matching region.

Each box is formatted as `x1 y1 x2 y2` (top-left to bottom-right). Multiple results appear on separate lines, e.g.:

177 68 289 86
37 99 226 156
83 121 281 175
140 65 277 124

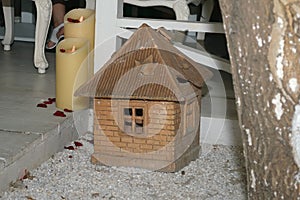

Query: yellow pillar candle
56 38 90 111
64 9 95 50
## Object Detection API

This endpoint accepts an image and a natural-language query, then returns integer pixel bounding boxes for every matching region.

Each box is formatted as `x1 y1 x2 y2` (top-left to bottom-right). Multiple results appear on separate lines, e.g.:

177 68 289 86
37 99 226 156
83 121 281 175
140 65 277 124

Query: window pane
124 108 133 116
124 119 132 133
135 108 143 117
135 118 144 134
135 119 143 126
135 126 143 134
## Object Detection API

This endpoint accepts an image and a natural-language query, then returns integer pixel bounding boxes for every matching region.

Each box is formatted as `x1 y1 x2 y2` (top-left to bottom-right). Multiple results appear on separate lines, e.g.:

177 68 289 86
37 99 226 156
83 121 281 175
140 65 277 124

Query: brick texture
92 97 201 172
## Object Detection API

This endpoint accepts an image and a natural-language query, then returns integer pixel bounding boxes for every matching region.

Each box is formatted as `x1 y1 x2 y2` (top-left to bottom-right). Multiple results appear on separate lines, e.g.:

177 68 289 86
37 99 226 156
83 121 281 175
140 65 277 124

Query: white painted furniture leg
172 0 190 20
1 0 14 51
33 0 93 74
33 0 52 74
197 0 214 40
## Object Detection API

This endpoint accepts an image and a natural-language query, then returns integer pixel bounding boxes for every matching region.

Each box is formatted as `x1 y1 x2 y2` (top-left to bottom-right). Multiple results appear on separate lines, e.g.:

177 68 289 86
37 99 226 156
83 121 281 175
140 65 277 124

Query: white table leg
33 0 52 74
1 0 14 51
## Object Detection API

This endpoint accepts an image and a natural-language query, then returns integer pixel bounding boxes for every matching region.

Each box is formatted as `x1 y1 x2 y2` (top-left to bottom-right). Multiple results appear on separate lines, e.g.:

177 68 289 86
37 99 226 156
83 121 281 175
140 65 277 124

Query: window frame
120 102 148 136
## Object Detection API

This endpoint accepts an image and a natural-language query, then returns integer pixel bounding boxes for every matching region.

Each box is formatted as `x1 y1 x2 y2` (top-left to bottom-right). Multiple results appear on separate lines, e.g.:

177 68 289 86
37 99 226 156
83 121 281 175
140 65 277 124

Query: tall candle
64 9 95 50
56 38 90 110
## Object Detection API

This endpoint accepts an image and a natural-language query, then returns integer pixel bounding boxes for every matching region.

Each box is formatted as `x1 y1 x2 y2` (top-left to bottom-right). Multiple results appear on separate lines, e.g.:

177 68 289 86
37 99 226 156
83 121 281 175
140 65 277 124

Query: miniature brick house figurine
76 24 212 172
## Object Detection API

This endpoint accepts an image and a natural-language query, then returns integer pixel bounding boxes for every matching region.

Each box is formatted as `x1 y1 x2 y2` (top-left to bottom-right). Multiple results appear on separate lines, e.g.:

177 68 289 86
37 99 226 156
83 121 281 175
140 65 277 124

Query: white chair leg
172 0 190 20
197 0 214 40
33 0 52 74
2 0 14 51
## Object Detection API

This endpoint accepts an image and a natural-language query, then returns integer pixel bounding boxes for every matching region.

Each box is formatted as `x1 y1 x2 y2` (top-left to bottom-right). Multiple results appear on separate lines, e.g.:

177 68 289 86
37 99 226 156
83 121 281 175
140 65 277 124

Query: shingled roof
75 24 213 102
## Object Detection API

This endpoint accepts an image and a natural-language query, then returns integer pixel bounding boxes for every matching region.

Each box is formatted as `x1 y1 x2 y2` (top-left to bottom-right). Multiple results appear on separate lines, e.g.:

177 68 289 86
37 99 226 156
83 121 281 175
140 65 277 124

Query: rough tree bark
219 0 300 198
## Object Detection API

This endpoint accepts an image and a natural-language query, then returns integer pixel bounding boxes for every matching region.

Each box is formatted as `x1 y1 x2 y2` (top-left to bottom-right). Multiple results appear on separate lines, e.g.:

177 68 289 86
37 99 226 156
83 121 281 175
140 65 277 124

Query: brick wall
94 98 180 153
92 97 201 171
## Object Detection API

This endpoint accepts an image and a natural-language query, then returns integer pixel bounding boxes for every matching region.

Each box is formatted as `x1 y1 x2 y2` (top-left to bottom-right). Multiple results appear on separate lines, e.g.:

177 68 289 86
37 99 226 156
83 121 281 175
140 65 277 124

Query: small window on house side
124 119 132 133
135 108 143 116
124 108 133 116
123 107 145 135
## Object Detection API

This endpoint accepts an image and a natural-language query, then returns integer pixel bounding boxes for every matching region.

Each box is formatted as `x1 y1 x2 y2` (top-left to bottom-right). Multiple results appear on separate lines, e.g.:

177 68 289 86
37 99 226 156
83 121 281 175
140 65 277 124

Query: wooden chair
1 0 95 74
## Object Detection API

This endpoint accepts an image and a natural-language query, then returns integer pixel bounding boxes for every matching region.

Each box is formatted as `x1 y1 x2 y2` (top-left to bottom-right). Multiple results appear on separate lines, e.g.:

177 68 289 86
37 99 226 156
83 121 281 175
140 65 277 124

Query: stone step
0 116 79 193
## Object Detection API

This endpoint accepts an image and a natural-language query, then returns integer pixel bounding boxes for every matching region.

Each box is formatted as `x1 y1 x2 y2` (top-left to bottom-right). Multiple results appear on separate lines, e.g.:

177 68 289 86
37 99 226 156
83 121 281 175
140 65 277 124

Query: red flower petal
48 98 56 103
74 141 83 147
67 17 80 23
43 100 52 104
37 103 47 108
53 111 66 117
64 108 73 113
64 146 75 150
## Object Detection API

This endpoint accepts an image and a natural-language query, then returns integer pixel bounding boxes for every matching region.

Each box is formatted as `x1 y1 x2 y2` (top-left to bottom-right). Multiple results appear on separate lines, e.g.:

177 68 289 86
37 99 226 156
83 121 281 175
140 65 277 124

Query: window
123 107 145 135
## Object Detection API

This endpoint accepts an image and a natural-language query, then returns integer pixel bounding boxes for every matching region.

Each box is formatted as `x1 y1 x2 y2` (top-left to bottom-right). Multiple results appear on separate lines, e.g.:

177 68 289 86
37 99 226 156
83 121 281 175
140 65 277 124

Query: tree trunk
219 0 300 198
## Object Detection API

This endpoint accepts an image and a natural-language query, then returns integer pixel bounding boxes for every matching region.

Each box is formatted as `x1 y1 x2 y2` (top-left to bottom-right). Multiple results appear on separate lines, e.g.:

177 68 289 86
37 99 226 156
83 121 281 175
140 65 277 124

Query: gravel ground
0 132 247 200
